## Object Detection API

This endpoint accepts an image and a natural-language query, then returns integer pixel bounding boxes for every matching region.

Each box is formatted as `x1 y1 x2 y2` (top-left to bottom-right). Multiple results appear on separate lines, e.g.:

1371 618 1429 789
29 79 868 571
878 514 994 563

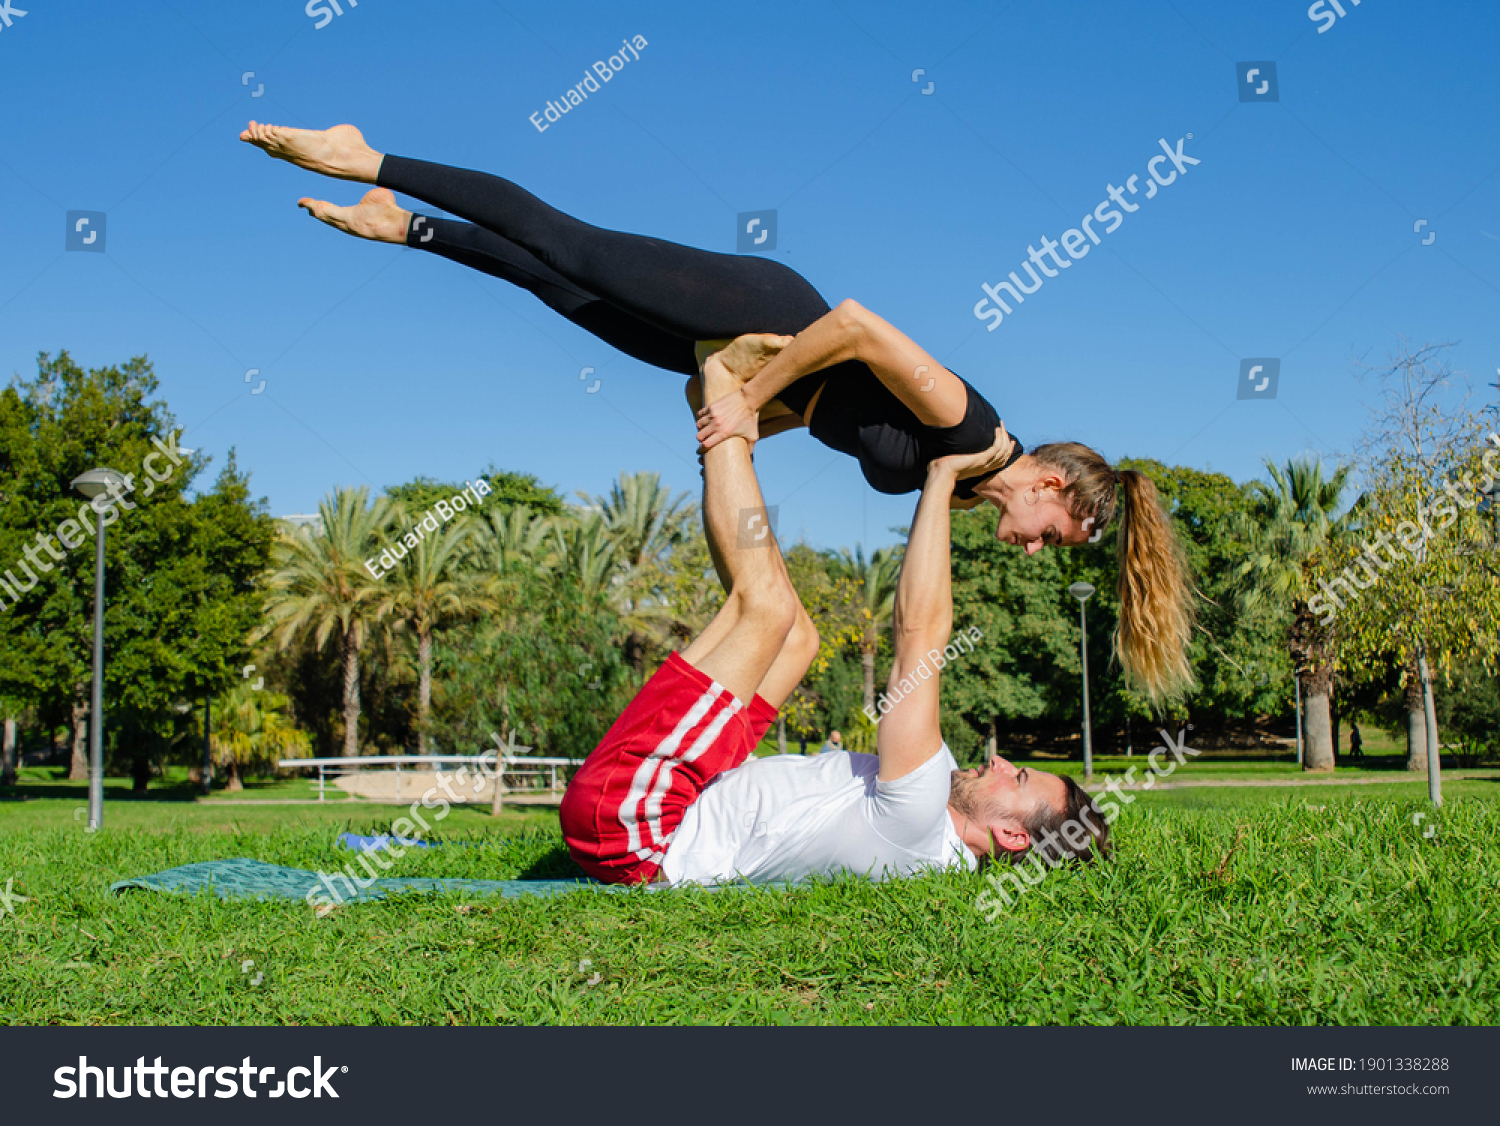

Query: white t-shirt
659 746 978 886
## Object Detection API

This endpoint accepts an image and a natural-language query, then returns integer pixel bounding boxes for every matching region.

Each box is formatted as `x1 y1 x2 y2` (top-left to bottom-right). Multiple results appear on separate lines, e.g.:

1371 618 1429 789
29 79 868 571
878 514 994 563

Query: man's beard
948 770 987 819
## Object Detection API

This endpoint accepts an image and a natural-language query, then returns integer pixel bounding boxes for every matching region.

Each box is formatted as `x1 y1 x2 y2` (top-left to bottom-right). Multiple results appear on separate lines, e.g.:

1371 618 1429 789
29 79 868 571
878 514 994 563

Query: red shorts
560 652 777 885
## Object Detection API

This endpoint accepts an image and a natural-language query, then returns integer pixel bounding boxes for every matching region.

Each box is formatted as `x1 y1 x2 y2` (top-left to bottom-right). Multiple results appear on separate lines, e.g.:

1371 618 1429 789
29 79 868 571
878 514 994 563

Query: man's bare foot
240 121 383 183
299 188 412 244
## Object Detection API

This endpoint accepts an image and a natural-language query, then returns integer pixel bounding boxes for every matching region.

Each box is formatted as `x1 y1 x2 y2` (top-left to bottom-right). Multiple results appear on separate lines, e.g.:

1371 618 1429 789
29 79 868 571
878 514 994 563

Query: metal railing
275 754 583 803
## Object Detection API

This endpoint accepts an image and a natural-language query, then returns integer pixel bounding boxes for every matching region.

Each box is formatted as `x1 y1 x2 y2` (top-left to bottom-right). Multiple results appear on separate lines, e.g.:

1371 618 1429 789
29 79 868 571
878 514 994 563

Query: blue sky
1 0 1497 552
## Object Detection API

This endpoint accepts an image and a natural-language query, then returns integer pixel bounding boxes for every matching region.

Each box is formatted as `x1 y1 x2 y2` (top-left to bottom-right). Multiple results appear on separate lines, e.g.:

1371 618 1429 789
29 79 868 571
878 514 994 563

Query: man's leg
687 456 819 712
679 360 802 704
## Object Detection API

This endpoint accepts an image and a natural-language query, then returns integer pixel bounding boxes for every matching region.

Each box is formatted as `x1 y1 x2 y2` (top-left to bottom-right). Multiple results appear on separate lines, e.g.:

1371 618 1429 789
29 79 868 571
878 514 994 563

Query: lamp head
71 468 127 500
1068 581 1096 603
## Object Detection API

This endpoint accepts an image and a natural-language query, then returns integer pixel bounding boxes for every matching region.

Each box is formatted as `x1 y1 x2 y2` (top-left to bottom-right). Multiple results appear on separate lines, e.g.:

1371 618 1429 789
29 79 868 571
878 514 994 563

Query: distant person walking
1348 723 1363 760
817 731 843 755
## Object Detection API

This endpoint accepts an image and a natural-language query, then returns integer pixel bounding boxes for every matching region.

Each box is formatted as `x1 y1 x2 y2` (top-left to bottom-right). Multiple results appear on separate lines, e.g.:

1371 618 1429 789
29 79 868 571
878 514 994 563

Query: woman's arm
697 300 971 450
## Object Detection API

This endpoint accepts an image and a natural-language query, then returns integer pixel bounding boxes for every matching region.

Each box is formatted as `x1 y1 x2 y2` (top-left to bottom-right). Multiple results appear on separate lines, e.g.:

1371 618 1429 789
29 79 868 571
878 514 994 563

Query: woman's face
991 486 1091 555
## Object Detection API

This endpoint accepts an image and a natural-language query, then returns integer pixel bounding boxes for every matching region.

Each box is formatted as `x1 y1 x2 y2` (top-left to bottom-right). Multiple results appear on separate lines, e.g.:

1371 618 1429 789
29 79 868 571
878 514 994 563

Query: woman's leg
375 154 835 342
297 186 701 373
408 214 702 375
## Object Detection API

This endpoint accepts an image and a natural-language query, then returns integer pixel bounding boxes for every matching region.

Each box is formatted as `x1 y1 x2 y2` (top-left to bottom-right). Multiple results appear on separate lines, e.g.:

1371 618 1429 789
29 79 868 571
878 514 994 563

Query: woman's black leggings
376 155 1014 496
378 154 834 405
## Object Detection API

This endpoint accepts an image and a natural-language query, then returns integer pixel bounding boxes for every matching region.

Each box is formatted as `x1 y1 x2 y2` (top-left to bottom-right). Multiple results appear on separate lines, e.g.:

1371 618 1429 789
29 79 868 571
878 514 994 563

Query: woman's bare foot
298 188 412 244
694 334 792 381
240 121 383 183
695 334 796 420
702 348 748 416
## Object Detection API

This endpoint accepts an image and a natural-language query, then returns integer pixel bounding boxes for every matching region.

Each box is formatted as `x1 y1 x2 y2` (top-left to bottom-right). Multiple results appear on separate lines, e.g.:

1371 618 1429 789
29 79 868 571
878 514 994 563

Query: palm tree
583 471 695 570
832 546 900 712
582 472 694 670
375 512 487 755
258 487 392 758
1237 458 1352 771
471 505 554 575
211 682 312 791
549 511 620 603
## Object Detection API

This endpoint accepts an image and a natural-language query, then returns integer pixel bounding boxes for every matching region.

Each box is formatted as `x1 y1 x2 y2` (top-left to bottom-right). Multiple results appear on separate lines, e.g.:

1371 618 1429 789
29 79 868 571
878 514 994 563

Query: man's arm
874 460 958 782
874 430 1016 781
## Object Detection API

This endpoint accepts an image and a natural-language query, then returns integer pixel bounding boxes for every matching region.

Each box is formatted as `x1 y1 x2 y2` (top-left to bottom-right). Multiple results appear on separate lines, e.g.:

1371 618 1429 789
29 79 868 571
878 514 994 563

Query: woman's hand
932 424 1015 483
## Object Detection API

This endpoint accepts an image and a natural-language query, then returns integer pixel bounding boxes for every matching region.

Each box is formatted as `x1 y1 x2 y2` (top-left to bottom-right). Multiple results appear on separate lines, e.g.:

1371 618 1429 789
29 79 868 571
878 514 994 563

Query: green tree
582 471 695 670
0 353 275 788
210 682 312 790
829 546 899 712
385 467 564 517
375 513 488 754
1237 458 1353 772
944 509 1081 761
1323 341 1500 775
258 487 392 757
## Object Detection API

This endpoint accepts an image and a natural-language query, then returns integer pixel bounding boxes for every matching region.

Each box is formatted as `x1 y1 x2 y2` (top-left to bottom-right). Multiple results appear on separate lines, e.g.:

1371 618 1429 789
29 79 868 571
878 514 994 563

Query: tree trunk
224 756 244 792
1 716 16 787
776 714 787 755
417 628 432 756
341 626 362 758
490 725 509 818
1403 665 1427 772
1418 644 1442 805
131 755 152 794
1330 703 1341 765
861 645 875 712
987 716 998 759
1301 673 1335 772
68 698 89 781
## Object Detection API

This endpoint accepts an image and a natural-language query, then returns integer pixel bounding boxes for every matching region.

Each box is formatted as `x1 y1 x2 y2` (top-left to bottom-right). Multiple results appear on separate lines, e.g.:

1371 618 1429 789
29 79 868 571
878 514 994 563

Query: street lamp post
1069 582 1096 780
70 468 126 832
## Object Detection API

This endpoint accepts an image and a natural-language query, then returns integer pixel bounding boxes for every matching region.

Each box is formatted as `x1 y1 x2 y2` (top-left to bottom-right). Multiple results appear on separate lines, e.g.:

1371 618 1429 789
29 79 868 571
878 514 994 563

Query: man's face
949 757 1069 855
992 496 1090 556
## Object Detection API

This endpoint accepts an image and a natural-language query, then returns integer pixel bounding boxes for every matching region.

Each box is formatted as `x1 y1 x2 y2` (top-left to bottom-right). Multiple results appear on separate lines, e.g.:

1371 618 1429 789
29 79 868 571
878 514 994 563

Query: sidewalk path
1084 770 1496 792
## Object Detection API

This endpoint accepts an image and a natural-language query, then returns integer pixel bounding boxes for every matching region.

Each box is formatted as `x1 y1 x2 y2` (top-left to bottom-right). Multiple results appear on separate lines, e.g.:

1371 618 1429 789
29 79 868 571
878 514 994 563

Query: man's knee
684 374 703 412
732 579 798 642
786 610 820 668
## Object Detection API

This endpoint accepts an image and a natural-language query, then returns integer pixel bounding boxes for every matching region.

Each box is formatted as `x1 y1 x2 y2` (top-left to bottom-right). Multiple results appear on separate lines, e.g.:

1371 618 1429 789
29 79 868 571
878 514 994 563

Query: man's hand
696 381 759 452
694 333 792 451
931 425 1014 484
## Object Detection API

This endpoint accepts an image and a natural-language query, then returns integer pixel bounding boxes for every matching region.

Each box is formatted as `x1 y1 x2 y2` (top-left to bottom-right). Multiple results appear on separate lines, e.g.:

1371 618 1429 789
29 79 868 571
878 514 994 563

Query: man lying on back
560 350 1108 885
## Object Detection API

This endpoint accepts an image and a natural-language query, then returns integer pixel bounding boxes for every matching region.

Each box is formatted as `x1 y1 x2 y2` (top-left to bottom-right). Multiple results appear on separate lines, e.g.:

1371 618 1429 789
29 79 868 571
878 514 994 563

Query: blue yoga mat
110 858 617 903
338 832 437 852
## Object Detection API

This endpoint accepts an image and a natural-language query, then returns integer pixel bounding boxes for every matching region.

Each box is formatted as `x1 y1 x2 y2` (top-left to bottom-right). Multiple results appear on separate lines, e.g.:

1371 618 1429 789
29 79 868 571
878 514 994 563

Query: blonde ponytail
1031 444 1196 705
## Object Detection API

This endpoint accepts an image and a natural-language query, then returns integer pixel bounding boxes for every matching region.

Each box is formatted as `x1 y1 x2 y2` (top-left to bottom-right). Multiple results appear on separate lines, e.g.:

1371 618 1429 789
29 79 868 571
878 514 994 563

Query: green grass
1 773 1497 1025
